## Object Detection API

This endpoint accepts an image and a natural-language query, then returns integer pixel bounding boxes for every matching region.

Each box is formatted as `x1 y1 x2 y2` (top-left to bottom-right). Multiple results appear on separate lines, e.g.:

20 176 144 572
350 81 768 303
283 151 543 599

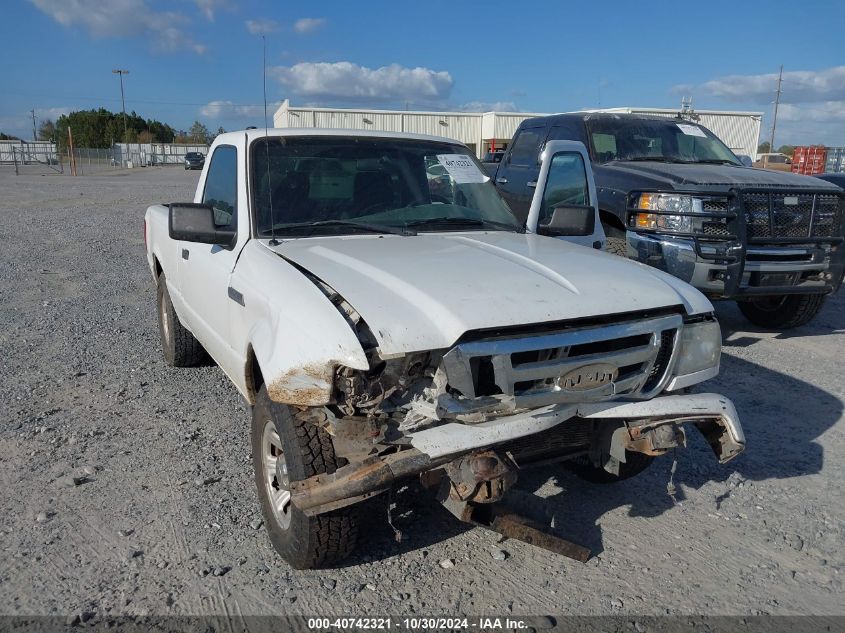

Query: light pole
112 69 130 143
769 65 783 154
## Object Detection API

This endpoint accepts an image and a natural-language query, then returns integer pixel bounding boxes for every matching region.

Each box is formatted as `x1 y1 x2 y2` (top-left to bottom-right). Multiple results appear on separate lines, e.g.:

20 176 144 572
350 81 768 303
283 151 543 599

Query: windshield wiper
404 217 524 233
688 159 740 166
270 219 416 237
619 156 692 164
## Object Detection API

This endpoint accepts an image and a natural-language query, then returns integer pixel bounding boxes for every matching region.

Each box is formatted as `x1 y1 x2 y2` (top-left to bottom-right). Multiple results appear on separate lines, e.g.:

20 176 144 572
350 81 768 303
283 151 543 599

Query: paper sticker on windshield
436 154 489 183
676 123 707 138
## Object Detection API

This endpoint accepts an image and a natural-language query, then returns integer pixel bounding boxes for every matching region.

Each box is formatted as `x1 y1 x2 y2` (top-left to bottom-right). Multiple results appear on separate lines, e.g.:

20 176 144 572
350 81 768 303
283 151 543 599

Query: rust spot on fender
267 363 335 407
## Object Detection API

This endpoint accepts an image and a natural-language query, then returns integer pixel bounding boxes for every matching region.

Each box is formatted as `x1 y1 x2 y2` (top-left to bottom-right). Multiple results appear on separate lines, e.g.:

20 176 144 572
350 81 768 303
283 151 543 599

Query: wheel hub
262 420 291 529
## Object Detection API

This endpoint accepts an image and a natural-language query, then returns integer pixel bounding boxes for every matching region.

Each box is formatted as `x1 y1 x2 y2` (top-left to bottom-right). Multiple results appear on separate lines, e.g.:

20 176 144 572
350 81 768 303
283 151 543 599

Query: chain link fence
2 142 210 176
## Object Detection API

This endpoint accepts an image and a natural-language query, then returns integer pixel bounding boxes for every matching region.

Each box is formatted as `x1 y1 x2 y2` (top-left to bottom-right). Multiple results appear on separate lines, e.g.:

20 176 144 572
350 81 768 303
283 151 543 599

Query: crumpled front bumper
628 230 844 299
409 392 744 464
291 392 744 516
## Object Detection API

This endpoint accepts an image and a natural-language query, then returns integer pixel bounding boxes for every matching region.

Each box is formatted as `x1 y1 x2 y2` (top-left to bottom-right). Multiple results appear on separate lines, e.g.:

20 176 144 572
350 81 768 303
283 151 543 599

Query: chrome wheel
160 293 171 343
262 420 291 529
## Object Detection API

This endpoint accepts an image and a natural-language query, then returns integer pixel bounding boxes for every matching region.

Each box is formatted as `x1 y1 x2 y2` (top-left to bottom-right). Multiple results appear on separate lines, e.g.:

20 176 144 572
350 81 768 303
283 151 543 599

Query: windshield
587 118 741 165
251 136 520 237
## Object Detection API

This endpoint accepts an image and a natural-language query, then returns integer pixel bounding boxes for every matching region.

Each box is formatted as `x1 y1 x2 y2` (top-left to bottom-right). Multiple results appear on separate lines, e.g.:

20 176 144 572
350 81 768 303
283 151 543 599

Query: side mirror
537 204 596 237
169 203 236 247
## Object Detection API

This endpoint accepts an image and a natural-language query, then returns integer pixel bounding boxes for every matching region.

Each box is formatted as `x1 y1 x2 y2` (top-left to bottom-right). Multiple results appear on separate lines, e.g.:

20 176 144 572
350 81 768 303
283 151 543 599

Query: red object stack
791 146 827 175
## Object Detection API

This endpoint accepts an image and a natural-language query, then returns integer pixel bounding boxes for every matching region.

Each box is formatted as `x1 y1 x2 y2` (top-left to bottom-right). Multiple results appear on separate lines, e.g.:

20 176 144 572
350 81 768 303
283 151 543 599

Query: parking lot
0 167 843 618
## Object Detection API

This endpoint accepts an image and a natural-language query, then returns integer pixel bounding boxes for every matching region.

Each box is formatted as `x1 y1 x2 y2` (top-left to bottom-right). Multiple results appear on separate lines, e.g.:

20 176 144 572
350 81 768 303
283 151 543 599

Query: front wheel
737 294 826 329
252 386 358 569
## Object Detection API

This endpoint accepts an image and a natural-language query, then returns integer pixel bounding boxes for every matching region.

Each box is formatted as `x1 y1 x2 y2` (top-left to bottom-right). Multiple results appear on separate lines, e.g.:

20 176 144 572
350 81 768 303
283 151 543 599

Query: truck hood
597 162 843 192
268 232 711 356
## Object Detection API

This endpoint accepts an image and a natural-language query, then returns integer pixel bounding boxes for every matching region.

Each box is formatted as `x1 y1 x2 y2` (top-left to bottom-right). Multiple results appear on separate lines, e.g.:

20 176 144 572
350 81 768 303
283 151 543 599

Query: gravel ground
0 167 843 620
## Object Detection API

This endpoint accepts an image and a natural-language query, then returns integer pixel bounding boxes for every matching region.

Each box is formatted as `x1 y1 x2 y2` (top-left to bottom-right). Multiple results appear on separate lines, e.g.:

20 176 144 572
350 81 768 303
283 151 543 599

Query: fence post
13 147 19 176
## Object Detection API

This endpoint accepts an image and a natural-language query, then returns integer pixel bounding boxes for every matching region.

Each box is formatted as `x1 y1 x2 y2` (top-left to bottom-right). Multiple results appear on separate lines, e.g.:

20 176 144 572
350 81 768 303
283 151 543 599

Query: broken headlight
630 193 703 234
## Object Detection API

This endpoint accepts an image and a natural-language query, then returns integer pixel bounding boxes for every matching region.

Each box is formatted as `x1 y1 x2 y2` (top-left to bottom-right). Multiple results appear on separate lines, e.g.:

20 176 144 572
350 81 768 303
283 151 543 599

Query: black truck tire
565 451 654 484
603 224 628 257
737 294 826 330
252 386 358 569
157 273 205 367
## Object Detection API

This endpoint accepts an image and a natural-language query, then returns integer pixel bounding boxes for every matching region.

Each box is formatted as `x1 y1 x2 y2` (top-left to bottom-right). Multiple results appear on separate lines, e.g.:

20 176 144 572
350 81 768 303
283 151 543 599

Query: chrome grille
442 315 682 408
741 191 843 239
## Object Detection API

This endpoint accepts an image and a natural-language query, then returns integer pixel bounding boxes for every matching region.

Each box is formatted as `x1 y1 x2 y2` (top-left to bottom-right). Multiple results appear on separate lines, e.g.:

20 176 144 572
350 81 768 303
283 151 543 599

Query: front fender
234 242 370 407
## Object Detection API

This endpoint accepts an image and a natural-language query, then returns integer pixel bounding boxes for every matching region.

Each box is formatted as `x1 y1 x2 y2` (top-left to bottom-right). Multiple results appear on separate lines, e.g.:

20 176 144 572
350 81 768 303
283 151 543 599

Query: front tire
603 224 628 257
252 387 358 569
737 294 826 329
156 273 205 367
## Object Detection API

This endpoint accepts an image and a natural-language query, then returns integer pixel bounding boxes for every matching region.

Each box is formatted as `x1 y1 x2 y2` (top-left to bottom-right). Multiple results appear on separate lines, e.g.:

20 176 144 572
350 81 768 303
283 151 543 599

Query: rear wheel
565 451 654 483
156 273 205 367
737 294 826 329
252 386 358 569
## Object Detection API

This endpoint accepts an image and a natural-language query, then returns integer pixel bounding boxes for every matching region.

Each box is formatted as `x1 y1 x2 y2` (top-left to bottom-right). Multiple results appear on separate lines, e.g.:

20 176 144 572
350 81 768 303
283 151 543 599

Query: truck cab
494 113 845 329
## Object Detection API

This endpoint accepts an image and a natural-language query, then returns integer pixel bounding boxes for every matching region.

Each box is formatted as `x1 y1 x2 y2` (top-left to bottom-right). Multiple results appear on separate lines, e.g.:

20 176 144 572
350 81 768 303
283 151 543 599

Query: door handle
527 180 538 188
496 177 508 184
181 248 189 260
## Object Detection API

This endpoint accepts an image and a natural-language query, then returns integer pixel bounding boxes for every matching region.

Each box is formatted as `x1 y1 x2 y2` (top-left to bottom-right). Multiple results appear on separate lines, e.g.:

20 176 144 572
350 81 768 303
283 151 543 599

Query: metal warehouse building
274 100 763 159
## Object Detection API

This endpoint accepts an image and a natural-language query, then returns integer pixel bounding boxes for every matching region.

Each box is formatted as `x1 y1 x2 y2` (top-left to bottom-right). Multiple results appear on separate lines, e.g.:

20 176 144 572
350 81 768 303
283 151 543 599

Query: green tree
54 108 177 149
757 141 771 154
777 145 795 158
38 119 57 142
216 126 226 137
188 121 211 144
0 132 21 140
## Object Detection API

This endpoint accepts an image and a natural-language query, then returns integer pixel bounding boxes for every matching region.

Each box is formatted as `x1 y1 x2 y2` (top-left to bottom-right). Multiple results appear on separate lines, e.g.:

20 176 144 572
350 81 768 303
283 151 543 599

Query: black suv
494 113 845 329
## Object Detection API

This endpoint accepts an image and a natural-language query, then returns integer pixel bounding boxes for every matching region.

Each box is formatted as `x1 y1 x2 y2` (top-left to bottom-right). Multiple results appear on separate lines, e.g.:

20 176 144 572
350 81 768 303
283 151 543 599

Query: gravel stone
1 167 843 617
490 549 508 561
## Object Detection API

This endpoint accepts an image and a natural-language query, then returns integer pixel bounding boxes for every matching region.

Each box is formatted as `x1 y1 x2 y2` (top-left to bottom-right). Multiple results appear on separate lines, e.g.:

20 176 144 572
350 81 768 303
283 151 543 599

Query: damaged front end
268 271 744 559
285 302 741 494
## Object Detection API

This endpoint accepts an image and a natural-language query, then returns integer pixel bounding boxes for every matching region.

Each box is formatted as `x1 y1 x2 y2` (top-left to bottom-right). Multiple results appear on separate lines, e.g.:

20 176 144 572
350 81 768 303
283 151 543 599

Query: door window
540 152 590 225
508 128 544 166
202 145 238 229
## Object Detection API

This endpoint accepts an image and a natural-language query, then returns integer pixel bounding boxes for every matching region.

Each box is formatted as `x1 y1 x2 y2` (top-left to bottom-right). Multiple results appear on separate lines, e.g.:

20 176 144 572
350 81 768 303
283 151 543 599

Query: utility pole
112 69 130 143
30 109 37 140
769 65 783 153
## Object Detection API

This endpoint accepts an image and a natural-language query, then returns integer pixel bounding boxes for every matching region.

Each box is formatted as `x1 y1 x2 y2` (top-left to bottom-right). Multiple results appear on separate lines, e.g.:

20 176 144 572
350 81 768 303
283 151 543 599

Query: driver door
524 140 604 249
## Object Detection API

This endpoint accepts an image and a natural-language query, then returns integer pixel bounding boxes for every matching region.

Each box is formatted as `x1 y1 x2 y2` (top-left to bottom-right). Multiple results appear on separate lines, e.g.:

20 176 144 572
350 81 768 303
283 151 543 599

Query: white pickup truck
145 129 744 569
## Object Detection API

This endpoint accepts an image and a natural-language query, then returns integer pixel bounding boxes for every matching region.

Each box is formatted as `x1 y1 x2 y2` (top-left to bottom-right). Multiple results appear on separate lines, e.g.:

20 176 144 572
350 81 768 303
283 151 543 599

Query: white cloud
193 0 230 21
778 101 845 122
245 18 279 34
676 66 845 105
458 101 518 112
270 61 453 105
293 17 326 34
29 0 207 54
200 100 281 121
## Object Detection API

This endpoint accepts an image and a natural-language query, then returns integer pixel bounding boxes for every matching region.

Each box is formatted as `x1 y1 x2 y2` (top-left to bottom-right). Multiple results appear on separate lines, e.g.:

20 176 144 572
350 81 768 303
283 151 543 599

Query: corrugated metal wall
599 108 763 158
273 102 764 159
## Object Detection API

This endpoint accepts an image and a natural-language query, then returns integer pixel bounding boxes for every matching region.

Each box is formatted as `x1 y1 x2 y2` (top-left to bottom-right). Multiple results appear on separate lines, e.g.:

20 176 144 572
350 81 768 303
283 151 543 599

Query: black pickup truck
493 113 845 328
